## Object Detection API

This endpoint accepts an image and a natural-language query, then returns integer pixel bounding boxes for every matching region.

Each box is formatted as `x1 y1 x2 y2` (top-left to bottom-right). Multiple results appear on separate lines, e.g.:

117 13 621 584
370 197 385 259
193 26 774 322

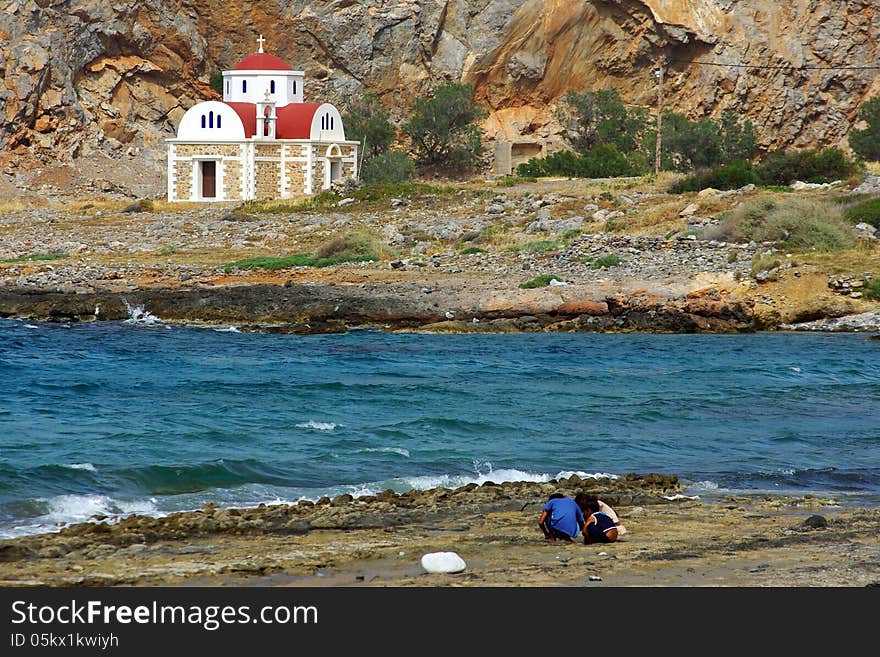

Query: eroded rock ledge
0 284 755 334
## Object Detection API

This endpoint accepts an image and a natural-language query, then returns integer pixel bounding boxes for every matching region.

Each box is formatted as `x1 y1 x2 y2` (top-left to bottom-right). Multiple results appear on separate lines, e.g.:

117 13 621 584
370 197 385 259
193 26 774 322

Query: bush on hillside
849 97 880 161
843 197 880 228
360 151 416 184
709 197 854 251
517 143 643 178
669 161 759 193
755 148 860 185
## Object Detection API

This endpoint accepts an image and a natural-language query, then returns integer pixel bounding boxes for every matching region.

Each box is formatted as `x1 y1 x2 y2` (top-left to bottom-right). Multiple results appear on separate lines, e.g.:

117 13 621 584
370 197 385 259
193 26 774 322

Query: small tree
557 88 646 154
403 82 487 170
850 97 880 162
343 93 396 160
210 71 223 95
719 110 758 164
660 112 723 171
361 151 416 184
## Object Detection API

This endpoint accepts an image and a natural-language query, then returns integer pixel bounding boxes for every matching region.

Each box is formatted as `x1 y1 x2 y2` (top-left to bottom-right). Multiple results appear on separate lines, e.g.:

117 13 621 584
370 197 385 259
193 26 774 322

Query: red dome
233 52 293 71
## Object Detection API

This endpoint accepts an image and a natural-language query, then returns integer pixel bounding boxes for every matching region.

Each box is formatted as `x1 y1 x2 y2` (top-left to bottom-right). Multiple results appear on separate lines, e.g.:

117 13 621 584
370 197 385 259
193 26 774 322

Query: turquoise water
1 318 879 537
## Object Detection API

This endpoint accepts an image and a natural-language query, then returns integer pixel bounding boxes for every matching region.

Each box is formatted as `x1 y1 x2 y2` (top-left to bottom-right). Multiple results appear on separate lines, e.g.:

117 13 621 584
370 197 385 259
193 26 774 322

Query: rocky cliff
2 0 878 176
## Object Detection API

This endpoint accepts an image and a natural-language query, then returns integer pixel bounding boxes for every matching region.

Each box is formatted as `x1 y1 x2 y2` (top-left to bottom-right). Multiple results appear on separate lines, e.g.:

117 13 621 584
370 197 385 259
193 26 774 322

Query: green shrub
351 182 453 202
460 246 485 255
517 143 642 179
508 240 560 253
589 254 623 269
756 148 860 185
1 252 67 264
519 274 564 289
670 161 759 193
863 278 880 299
495 176 537 187
712 197 854 251
843 197 880 228
849 97 880 161
224 232 382 271
313 231 382 260
361 151 416 184
750 253 783 277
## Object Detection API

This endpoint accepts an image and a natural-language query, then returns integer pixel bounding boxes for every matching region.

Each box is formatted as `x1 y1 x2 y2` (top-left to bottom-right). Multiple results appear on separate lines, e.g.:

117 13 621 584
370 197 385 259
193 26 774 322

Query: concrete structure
166 37 358 202
493 140 544 176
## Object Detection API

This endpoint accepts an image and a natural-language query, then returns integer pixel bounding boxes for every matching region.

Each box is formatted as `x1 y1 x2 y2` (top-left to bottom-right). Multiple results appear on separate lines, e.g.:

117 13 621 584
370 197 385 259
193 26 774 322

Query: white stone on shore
421 551 467 574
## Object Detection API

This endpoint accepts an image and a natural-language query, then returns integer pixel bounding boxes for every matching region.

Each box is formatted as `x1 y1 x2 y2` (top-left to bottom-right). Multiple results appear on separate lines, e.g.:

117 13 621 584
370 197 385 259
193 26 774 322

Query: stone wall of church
284 161 307 195
255 160 281 199
174 160 191 200
223 160 242 201
255 143 281 159
174 143 240 157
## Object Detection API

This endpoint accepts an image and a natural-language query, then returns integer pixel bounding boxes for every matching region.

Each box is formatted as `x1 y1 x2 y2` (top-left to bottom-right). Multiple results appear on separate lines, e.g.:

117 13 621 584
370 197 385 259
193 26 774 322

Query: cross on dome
257 34 266 53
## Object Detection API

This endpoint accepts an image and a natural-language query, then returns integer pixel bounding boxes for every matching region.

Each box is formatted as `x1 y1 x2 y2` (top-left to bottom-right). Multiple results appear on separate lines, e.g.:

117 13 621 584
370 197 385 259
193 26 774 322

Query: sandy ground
1 478 878 588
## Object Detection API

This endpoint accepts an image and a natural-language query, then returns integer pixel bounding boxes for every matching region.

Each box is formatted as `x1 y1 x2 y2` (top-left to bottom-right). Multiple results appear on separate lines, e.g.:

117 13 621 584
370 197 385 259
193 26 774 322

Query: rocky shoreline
1 474 878 587
0 280 756 334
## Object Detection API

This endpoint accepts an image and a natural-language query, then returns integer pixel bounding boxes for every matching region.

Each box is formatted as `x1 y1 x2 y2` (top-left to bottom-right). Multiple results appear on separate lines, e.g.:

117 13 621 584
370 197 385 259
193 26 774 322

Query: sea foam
296 421 339 431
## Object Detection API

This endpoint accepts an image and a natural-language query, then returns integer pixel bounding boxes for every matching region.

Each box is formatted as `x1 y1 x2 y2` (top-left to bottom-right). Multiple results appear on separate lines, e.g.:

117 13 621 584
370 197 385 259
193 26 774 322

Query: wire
672 59 880 71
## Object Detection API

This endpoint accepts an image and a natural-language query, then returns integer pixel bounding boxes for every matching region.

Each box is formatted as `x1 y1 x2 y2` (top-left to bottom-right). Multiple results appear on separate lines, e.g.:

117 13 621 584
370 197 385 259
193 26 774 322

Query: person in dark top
576 496 620 544
538 493 586 542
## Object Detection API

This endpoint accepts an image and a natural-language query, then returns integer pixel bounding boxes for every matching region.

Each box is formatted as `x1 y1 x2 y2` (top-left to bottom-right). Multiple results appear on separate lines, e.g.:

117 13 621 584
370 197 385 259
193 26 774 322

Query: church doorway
330 159 342 182
201 160 217 199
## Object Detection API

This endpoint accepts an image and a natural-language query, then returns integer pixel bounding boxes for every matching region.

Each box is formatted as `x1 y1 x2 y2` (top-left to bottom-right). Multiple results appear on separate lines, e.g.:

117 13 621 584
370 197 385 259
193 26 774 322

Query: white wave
122 299 162 325
63 463 97 472
556 470 619 481
789 366 802 373
663 493 700 501
213 326 241 333
687 480 720 492
25 324 38 329
358 447 410 458
296 421 339 431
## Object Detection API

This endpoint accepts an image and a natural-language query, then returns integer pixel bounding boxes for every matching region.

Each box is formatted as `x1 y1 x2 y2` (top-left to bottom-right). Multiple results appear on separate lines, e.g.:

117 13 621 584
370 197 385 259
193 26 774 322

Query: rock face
2 0 878 174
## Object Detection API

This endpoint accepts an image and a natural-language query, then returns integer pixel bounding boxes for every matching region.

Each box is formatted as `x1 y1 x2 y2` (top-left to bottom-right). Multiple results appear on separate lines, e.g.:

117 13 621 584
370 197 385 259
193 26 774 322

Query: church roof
223 102 322 139
276 103 321 139
224 102 257 138
233 52 293 71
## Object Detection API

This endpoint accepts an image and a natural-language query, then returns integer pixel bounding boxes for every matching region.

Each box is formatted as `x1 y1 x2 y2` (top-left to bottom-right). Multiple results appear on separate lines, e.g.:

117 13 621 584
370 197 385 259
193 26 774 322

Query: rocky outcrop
2 1 878 178
0 283 755 333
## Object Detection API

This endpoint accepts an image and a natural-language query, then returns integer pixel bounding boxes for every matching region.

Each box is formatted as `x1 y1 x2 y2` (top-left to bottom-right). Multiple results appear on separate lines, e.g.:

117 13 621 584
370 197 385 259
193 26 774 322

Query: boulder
421 551 467 574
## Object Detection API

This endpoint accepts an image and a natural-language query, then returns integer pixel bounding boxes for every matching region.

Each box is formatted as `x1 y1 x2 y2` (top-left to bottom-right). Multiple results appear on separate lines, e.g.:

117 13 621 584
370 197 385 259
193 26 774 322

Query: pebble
588 575 602 582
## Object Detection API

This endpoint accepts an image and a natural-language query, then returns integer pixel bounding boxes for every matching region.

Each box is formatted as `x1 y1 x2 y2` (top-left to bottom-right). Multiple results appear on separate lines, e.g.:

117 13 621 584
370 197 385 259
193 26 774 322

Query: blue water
1 317 879 538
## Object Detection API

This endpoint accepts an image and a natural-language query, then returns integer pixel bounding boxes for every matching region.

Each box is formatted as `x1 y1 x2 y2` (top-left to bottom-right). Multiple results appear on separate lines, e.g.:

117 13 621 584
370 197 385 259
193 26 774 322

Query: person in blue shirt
538 493 586 542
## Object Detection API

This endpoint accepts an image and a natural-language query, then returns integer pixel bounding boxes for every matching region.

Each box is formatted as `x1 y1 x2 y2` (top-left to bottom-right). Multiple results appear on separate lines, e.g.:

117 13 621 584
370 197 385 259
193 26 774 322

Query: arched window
330 116 334 131
201 115 206 129
321 115 325 130
217 115 222 129
270 80 275 94
209 111 214 128
292 80 297 95
242 80 247 93
226 80 229 94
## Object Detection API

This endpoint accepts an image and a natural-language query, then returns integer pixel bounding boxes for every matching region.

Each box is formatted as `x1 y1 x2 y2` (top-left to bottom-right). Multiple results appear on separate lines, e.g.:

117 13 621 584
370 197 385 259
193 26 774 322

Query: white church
167 37 359 202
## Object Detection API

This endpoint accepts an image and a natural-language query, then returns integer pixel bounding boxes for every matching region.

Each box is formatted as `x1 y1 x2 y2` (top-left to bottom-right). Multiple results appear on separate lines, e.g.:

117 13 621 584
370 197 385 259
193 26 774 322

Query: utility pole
654 62 664 175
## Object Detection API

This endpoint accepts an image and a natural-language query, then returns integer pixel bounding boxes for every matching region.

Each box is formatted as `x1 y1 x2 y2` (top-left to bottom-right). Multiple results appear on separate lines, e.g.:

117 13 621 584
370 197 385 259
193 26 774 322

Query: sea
1 314 879 539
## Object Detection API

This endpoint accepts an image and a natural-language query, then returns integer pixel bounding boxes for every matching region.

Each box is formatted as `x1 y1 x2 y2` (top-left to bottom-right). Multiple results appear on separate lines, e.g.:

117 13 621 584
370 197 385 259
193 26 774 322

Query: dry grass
795 246 880 275
0 197 49 212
